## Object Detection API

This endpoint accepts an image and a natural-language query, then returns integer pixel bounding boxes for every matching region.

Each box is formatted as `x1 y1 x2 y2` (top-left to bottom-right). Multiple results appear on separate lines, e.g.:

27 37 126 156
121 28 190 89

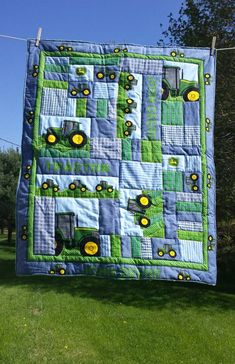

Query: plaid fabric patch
100 235 111 257
184 126 200 146
176 192 202 202
162 126 200 146
163 171 183 191
179 239 203 263
141 238 153 259
121 58 163 74
90 138 122 159
34 197 55 255
178 221 203 232
41 87 67 116
161 101 184 125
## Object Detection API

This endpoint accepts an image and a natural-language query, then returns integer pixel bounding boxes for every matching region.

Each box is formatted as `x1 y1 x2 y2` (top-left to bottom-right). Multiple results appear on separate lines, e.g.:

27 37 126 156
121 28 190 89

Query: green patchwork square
163 171 183 191
122 139 132 160
96 99 108 118
76 98 87 117
141 140 162 163
131 236 141 258
161 101 184 125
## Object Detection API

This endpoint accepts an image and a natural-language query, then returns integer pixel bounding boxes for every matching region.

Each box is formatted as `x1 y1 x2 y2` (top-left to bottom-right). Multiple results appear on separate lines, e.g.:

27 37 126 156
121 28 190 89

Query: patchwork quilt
16 40 217 285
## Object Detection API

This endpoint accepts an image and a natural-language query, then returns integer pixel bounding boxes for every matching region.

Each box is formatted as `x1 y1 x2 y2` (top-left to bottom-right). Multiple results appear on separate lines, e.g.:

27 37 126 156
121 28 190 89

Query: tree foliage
160 0 235 226
0 149 21 242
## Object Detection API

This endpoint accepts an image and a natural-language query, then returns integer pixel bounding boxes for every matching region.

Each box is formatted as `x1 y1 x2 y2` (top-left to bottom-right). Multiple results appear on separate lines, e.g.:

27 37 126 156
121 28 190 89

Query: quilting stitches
16 40 216 285
121 58 163 74
34 197 55 255
41 87 68 116
90 138 122 159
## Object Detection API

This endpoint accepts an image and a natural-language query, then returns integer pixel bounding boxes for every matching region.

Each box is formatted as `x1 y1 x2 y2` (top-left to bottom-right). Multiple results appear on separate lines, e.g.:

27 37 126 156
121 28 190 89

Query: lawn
0 233 234 364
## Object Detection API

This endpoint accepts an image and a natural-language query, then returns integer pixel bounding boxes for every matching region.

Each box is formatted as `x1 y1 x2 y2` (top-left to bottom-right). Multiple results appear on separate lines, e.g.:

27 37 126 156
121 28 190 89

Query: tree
0 149 21 242
160 0 235 226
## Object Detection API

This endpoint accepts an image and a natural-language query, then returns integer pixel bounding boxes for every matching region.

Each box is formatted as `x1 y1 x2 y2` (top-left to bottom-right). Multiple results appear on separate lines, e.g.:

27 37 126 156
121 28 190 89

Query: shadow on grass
0 250 234 312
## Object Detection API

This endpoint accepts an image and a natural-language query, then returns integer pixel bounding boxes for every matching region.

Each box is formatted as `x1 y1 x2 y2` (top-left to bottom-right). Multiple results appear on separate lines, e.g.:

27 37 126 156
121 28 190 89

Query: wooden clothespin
35 27 42 47
210 36 216 56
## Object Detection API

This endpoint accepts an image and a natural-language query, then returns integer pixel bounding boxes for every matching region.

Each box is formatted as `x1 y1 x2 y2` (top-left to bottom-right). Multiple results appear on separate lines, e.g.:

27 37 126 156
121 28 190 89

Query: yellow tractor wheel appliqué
96 185 102 191
84 242 98 255
97 72 104 79
83 89 90 96
42 183 49 190
139 196 150 207
140 218 149 226
59 268 65 275
72 134 84 145
47 134 56 144
178 274 184 280
187 90 199 101
191 174 198 181
158 250 164 257
127 74 134 81
69 183 76 190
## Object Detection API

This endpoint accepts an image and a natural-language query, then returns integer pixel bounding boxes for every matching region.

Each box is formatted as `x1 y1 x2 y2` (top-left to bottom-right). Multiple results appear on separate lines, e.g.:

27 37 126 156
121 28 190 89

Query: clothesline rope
0 33 234 51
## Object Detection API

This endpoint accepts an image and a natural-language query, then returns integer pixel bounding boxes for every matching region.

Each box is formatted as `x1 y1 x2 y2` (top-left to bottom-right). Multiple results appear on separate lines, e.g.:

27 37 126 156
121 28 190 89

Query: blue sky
0 0 182 149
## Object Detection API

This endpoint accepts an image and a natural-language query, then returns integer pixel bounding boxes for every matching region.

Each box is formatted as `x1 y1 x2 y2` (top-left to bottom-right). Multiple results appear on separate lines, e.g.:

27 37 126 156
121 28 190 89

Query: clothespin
210 36 216 56
35 27 42 47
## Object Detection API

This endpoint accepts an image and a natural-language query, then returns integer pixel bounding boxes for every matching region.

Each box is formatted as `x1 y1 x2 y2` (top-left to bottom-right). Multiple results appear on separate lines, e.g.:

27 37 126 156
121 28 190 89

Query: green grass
0 233 235 364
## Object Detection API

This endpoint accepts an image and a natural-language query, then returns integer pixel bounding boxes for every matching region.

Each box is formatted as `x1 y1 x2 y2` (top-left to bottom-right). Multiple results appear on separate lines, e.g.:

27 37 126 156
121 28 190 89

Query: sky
0 0 183 149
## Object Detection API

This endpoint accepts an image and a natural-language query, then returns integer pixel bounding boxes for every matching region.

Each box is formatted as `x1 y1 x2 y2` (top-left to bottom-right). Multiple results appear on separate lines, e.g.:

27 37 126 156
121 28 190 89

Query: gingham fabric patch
16 40 217 285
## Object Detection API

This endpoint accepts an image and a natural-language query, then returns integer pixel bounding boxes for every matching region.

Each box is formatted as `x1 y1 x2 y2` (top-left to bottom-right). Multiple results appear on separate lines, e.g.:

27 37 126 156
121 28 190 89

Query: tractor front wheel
81 236 100 256
46 133 58 145
183 87 200 102
139 216 150 228
169 249 177 258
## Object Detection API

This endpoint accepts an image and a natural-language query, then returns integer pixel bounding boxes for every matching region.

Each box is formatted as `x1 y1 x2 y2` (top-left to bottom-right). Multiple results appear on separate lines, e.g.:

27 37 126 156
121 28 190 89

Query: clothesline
0 33 234 51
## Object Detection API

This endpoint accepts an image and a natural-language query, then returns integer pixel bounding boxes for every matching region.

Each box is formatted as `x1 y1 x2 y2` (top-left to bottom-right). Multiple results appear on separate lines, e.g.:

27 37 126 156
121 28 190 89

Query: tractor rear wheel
183 87 200 102
54 233 64 256
81 236 100 256
162 81 169 100
136 194 152 208
69 130 87 148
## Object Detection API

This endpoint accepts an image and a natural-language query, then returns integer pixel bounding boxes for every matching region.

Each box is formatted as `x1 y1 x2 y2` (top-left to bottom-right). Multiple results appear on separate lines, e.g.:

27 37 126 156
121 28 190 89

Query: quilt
16 40 217 285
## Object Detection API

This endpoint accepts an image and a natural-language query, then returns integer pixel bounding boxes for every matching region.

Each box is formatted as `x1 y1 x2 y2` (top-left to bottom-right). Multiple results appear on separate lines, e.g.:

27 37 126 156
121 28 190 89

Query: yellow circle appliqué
187 91 199 101
72 134 83 145
84 242 98 255
139 196 149 206
47 134 56 143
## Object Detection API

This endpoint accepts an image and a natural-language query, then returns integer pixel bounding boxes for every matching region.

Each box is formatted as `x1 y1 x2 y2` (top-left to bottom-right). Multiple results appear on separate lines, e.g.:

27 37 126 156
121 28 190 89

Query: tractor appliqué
162 66 200 102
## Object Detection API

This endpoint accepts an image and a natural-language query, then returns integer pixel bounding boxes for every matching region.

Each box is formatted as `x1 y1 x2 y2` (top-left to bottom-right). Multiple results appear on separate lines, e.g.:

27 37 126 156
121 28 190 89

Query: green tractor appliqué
45 120 87 148
162 66 200 102
54 212 100 257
